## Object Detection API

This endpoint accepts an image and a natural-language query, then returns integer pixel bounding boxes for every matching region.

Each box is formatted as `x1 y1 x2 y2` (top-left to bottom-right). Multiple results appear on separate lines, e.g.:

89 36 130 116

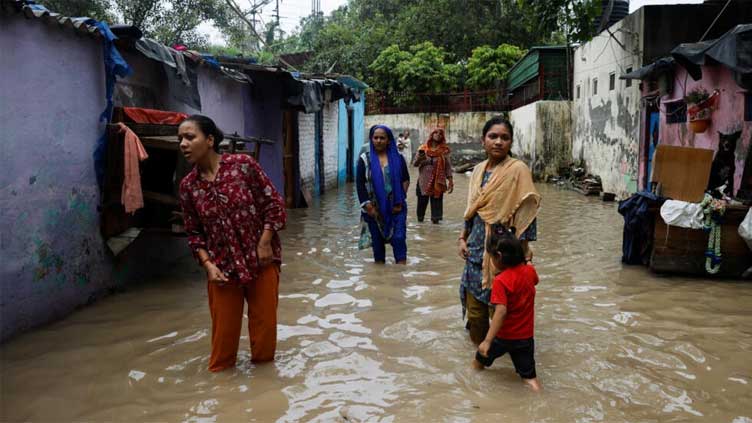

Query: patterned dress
179 154 286 285
461 171 537 306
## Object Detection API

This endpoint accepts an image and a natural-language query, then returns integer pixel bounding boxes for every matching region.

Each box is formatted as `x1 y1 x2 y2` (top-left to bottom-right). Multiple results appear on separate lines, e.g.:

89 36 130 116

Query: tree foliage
466 44 526 90
39 0 114 21
40 0 230 48
517 0 601 44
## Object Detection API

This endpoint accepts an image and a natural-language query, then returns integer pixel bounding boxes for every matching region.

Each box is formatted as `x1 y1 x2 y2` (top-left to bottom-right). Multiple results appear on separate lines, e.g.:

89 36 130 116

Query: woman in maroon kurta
177 115 286 372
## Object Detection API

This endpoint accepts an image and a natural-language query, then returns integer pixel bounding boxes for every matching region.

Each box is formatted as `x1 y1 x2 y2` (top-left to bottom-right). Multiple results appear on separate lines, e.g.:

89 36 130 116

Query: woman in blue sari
356 125 410 264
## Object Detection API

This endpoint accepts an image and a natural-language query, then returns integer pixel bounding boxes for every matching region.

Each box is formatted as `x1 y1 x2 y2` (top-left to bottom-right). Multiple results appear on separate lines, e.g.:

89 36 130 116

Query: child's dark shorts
475 337 536 379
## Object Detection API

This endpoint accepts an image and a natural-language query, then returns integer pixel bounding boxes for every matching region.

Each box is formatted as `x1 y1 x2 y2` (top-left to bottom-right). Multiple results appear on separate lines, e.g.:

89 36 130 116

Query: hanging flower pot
685 89 718 133
689 119 710 133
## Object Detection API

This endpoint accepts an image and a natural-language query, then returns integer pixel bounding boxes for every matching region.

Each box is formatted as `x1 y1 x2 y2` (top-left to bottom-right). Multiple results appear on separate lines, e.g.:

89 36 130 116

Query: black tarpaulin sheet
671 24 752 89
620 57 675 80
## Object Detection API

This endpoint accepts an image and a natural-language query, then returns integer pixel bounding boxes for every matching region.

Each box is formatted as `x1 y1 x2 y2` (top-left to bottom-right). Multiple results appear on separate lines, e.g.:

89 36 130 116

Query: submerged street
1 173 751 422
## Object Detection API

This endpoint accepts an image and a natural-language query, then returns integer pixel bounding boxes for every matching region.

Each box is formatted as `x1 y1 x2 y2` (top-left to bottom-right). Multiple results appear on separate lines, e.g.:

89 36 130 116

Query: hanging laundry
117 123 149 214
122 107 188 125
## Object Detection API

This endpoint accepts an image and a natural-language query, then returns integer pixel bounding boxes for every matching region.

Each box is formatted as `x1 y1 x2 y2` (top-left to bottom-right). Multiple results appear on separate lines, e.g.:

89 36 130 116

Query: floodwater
2 173 752 423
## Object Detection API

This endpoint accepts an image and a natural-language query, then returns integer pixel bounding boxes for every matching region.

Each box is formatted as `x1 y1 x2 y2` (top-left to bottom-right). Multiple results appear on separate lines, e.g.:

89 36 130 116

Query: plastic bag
739 208 752 251
660 200 704 229
358 218 372 250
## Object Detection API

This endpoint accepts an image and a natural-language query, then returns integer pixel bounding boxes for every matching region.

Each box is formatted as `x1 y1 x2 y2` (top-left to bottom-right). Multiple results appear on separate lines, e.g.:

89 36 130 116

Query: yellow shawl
464 157 541 289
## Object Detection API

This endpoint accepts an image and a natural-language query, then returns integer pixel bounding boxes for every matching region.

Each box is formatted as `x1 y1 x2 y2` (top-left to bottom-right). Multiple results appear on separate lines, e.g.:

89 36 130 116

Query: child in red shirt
472 224 542 391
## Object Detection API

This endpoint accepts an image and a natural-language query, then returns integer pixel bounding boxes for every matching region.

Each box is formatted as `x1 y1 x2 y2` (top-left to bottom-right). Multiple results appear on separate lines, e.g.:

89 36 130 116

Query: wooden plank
141 136 180 151
107 122 178 137
651 145 713 202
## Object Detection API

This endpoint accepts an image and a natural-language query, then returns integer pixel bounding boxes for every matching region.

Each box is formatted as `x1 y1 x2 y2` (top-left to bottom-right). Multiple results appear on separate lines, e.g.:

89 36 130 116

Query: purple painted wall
115 51 284 191
0 15 112 341
639 65 752 194
243 73 284 191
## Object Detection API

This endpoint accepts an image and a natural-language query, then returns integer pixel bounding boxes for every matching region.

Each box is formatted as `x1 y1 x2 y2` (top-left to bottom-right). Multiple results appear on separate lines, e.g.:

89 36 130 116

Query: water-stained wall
572 9 643 198
510 101 572 178
364 112 508 160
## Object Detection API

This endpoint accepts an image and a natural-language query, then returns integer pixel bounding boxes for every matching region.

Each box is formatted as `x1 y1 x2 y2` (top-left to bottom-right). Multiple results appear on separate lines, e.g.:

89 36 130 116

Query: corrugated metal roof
1 0 102 39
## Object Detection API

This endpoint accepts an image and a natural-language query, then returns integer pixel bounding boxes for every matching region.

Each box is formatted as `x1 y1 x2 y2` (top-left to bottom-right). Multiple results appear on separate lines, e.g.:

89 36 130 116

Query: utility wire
700 0 732 42
224 0 298 70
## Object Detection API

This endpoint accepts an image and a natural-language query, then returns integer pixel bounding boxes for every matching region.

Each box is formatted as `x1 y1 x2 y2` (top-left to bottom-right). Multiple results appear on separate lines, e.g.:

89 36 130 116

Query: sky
199 0 705 46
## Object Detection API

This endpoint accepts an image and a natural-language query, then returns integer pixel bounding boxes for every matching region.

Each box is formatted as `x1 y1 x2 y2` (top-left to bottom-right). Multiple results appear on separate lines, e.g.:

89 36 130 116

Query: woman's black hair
183 114 224 153
486 223 525 267
481 116 514 141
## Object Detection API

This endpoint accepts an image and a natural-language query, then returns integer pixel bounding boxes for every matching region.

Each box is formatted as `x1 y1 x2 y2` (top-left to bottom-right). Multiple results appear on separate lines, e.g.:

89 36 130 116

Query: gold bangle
200 257 211 266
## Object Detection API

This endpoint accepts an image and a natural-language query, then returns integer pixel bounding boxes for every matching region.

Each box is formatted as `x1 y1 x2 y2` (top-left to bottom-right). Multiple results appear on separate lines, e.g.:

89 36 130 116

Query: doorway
644 104 660 190
283 110 300 208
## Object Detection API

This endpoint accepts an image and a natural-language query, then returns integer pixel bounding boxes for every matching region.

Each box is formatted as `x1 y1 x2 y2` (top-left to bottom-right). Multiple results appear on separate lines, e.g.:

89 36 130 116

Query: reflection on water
2 172 752 422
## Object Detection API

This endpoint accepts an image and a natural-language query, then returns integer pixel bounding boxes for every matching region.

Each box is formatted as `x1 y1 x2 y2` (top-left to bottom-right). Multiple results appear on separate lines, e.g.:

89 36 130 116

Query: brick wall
298 111 316 194
322 101 339 191
298 103 339 195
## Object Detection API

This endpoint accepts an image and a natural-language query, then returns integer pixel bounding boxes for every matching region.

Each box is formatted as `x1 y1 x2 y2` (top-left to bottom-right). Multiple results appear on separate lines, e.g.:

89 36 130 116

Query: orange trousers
207 265 279 372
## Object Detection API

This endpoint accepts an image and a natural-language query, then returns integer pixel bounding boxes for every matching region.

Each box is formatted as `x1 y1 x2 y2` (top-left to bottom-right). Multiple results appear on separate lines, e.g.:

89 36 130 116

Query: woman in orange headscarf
412 128 454 224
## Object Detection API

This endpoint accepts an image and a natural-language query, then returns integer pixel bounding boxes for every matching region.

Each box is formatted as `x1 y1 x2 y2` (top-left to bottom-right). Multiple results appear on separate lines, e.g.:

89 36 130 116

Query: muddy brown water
2 173 751 422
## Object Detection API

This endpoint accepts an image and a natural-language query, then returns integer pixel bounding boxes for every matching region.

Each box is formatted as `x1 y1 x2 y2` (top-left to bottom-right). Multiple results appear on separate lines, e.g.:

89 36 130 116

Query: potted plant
684 88 715 133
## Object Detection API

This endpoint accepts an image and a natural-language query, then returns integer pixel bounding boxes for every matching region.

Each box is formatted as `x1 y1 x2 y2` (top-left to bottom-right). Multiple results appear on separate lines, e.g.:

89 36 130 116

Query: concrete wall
0 16 110 341
509 101 573 178
509 102 538 166
646 65 751 195
572 9 644 198
337 98 366 185
364 111 508 157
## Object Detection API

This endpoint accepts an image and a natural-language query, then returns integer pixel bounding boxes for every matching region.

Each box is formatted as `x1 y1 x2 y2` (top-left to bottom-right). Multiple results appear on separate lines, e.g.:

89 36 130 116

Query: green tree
368 41 460 104
517 0 600 44
39 0 113 21
466 44 526 90
368 44 412 95
397 42 458 94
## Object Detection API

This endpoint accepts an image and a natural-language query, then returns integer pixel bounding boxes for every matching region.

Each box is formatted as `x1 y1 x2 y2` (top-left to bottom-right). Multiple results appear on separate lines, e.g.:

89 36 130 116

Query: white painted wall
572 8 644 197
364 111 508 151
510 101 538 162
510 101 573 177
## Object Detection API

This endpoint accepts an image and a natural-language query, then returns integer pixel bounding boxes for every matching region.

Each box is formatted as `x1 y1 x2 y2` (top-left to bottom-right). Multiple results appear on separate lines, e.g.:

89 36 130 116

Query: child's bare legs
471 358 485 370
523 377 542 392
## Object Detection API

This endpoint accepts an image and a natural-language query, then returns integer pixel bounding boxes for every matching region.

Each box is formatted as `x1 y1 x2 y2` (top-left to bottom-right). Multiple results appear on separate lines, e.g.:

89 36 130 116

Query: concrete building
571 1 752 198
0 1 366 341
630 25 751 197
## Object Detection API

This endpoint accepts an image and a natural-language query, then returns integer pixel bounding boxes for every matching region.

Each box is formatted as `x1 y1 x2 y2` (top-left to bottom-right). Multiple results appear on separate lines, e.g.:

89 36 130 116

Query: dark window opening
576 85 581 99
665 100 687 124
609 73 615 91
625 67 633 87
593 78 598 96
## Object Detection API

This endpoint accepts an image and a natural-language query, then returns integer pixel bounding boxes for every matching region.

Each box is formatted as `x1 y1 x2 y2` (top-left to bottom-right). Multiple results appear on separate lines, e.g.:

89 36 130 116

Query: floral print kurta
179 154 286 285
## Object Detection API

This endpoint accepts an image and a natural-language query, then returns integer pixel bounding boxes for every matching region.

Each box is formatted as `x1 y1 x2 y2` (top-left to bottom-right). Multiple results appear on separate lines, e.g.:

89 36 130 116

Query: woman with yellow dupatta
457 117 541 344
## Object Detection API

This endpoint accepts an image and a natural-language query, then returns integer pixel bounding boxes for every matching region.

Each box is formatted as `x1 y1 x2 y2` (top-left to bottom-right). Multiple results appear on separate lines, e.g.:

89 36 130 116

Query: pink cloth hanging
117 123 149 214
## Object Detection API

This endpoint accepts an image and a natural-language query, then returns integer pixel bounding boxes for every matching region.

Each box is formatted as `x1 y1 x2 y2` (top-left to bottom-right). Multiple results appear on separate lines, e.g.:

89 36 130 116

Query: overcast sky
200 0 705 46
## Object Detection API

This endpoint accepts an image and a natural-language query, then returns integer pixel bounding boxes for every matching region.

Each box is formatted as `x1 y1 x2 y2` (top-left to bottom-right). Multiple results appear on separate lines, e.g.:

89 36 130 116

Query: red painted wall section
654 65 751 196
